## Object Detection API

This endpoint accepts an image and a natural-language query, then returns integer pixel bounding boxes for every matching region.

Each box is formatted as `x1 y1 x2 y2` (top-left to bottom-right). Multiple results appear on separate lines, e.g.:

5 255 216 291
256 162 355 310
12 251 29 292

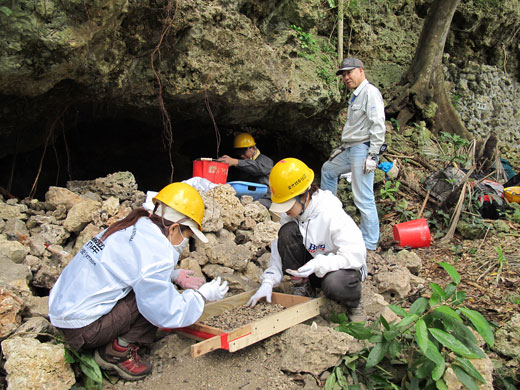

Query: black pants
278 221 362 308
58 291 157 351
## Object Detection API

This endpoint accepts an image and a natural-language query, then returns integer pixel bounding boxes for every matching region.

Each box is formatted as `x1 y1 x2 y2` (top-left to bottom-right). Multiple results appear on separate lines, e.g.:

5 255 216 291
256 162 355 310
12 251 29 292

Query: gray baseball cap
336 58 364 75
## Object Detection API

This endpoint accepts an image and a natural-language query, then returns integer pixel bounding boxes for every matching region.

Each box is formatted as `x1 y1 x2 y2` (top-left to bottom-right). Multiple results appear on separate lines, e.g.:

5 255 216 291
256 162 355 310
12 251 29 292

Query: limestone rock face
392 249 422 275
263 323 364 376
67 171 140 202
205 185 245 231
0 239 30 264
0 203 28 221
205 241 252 272
443 354 494 390
373 265 412 300
0 255 32 289
63 198 102 233
200 194 223 233
1 337 76 390
45 187 83 210
251 220 280 252
494 314 520 362
0 288 24 339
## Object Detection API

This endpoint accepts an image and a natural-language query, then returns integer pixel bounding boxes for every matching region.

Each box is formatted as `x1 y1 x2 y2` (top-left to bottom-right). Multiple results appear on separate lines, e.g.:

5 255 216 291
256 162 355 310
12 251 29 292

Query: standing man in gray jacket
320 58 386 251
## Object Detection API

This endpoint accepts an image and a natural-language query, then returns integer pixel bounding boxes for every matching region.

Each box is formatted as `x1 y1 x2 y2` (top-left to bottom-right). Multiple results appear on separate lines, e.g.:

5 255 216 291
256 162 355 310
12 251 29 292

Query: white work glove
197 277 229 302
286 259 318 278
176 269 205 290
328 146 344 161
363 154 378 174
246 283 273 308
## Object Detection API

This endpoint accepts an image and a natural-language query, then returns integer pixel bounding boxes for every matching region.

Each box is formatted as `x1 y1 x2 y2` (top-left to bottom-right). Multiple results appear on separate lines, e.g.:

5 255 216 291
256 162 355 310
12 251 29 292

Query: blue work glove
378 161 393 173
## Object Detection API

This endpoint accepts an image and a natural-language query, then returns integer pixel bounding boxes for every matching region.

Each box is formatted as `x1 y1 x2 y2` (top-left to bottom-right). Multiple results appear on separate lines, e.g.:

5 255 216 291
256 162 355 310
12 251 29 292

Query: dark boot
291 278 315 297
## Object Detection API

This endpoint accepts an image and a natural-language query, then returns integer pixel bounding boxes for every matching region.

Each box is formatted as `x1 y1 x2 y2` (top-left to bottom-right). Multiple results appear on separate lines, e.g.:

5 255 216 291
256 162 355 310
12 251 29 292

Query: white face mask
172 236 189 254
170 225 190 255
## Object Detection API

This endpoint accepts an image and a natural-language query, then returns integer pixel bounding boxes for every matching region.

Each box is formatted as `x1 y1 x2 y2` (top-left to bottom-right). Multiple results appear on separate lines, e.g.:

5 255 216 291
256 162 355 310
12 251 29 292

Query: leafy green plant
494 245 507 286
0 6 12 16
290 25 318 60
327 262 494 390
379 180 400 201
451 93 461 109
64 347 105 390
318 65 335 84
438 131 471 166
394 198 415 221
390 118 400 132
435 209 451 228
63 343 118 389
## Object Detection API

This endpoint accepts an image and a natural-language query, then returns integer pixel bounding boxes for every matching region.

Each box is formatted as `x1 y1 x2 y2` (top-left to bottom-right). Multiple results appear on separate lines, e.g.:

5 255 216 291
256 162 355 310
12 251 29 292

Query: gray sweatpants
278 221 362 308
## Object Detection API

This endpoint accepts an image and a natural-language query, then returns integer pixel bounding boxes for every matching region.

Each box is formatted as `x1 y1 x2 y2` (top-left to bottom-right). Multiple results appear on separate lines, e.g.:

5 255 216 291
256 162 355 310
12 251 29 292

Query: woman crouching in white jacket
49 183 228 381
247 158 367 322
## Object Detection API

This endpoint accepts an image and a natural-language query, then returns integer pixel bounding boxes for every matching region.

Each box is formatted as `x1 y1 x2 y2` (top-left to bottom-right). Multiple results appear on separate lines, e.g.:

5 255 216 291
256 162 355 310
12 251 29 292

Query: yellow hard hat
233 133 256 148
153 182 205 229
269 158 314 205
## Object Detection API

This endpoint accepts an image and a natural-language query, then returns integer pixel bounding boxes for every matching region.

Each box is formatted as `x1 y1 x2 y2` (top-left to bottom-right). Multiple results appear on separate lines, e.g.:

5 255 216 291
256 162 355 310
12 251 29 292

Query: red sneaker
94 339 152 381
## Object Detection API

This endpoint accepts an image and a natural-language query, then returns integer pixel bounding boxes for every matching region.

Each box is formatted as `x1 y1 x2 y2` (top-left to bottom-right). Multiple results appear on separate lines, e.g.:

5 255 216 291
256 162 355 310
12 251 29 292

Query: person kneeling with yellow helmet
49 182 228 381
218 132 274 207
246 158 367 322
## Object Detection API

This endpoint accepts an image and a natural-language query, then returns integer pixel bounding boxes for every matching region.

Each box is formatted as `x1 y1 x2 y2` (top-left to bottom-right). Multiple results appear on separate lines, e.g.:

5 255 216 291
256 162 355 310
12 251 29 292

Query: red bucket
393 218 431 248
193 159 229 184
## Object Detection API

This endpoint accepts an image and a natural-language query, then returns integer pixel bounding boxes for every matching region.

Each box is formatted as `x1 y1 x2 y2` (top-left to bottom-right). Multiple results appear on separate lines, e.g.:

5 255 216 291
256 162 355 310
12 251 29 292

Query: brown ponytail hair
100 206 191 242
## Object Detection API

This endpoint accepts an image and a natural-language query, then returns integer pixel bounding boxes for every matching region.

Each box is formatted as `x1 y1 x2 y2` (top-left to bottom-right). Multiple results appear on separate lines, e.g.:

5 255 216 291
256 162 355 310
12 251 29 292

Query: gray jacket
235 153 273 187
341 79 386 155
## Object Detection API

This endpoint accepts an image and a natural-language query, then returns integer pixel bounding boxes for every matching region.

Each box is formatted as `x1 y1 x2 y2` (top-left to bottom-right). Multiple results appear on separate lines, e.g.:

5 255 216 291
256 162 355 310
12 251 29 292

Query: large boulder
263 323 364 376
1 337 76 390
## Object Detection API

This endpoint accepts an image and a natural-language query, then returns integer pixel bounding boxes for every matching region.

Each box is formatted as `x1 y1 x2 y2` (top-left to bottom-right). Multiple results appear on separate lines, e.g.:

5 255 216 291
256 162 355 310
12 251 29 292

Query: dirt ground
98 228 519 390
103 331 318 390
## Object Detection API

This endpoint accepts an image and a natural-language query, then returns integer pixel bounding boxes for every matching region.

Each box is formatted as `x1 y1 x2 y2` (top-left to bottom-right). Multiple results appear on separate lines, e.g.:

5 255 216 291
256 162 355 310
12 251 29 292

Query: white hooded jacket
261 189 367 287
48 217 204 329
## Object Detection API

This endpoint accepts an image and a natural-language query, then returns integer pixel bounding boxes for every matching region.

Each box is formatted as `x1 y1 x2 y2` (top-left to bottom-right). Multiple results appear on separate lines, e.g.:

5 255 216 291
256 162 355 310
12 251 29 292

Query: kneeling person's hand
246 283 272 308
198 277 229 302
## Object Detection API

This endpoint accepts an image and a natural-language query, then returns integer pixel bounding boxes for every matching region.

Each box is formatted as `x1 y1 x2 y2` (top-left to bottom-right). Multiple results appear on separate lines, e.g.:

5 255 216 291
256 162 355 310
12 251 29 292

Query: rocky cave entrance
1 103 323 200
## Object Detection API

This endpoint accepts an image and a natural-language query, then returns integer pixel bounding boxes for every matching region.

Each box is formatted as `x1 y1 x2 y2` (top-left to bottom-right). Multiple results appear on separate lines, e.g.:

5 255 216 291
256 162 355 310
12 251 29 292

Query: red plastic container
193 159 229 184
393 218 431 248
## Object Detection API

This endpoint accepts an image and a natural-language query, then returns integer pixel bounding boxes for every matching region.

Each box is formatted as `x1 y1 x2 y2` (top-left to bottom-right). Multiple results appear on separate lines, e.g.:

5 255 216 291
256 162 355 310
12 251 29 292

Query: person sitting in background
48 182 228 381
246 158 367 322
218 132 274 207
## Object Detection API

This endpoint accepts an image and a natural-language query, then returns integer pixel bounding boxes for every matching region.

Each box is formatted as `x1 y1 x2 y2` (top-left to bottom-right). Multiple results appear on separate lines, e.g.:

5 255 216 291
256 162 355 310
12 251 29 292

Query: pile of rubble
0 171 429 389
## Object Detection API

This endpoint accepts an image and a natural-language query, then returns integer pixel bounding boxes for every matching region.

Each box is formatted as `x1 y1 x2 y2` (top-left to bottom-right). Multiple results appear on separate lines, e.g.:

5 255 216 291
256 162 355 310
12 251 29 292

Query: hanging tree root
151 0 178 182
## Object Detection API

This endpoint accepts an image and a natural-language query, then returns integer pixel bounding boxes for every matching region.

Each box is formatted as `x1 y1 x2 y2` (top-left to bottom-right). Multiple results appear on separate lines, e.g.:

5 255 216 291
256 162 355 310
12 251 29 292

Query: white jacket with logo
49 217 204 329
261 189 367 287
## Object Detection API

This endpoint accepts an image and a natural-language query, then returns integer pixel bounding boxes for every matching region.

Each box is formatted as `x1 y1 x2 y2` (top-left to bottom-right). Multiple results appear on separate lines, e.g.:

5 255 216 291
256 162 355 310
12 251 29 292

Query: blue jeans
320 143 379 250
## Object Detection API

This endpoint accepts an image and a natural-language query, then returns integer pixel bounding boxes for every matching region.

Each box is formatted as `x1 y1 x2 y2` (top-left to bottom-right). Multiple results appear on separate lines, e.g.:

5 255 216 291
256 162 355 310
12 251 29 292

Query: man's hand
363 154 378 174
328 147 344 161
218 155 239 166
245 283 273 307
286 259 317 278
176 269 205 290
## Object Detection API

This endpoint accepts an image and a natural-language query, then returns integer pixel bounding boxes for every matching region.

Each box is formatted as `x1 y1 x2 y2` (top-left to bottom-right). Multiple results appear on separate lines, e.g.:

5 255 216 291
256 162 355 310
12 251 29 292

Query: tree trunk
337 0 344 63
386 0 472 139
